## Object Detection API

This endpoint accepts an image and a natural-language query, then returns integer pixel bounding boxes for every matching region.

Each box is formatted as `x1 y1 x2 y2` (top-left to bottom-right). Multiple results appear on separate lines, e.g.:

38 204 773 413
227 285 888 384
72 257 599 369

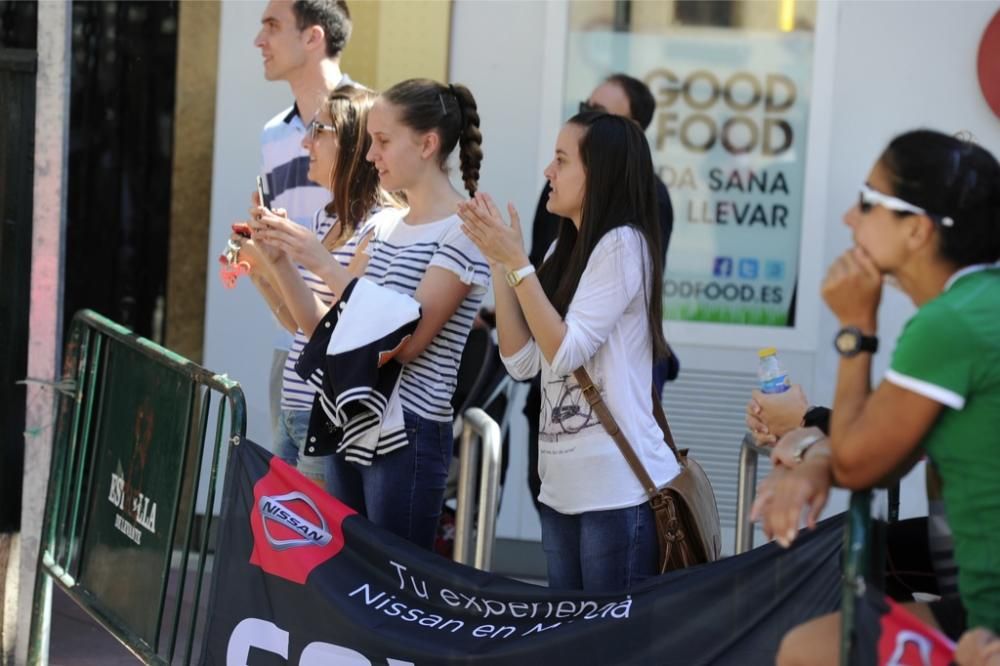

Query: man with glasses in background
253 0 356 474
521 73 678 514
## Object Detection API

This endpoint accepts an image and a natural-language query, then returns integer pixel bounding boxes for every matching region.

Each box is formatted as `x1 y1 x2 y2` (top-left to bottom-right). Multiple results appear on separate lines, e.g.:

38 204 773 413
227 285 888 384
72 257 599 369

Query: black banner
204 440 843 665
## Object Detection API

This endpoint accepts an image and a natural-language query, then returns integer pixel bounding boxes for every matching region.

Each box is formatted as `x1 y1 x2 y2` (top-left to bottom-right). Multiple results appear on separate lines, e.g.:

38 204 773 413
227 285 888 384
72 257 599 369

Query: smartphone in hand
255 175 268 210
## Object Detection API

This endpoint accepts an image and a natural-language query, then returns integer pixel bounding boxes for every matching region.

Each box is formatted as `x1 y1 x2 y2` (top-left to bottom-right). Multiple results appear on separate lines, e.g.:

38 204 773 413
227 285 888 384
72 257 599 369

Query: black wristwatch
834 326 878 358
802 405 831 435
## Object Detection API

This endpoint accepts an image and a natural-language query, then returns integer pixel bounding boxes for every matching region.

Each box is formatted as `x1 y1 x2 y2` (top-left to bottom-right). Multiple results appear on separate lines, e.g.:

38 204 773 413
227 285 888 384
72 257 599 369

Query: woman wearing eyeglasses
236 84 397 490
253 79 490 551
750 129 1000 665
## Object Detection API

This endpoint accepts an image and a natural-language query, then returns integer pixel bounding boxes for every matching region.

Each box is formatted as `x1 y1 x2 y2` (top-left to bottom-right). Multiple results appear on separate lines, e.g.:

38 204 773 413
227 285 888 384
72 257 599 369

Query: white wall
449 1 557 221
203 0 290 455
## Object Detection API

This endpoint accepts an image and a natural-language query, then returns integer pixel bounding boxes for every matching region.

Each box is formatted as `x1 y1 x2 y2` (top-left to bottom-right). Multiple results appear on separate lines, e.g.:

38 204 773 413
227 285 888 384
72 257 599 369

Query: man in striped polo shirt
253 0 355 460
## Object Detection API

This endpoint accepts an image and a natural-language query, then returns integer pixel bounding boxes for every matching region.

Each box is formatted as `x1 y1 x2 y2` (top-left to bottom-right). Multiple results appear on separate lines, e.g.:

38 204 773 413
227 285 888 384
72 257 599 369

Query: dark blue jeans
539 502 659 593
325 409 453 551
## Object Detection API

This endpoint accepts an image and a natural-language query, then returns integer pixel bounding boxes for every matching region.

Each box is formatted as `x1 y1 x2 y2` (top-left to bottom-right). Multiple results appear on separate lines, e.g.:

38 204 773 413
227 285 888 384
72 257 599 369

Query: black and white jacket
295 278 421 465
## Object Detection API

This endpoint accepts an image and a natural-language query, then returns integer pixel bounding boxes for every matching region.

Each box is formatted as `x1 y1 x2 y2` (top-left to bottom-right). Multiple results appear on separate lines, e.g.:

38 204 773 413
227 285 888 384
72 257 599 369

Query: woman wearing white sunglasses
751 129 1000 665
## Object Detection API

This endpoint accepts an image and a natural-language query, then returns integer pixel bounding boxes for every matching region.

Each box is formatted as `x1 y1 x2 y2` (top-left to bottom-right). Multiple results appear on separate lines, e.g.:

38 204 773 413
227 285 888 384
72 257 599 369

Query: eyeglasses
858 184 954 227
306 118 336 142
578 100 605 114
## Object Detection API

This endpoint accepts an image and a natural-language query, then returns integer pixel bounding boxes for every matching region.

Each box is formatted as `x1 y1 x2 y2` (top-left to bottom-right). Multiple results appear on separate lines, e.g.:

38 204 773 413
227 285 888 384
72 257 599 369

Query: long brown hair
318 85 390 244
537 112 668 360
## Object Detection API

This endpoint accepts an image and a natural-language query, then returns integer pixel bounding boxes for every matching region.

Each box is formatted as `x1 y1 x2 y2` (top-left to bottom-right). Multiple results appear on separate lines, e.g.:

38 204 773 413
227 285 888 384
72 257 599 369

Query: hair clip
438 93 447 115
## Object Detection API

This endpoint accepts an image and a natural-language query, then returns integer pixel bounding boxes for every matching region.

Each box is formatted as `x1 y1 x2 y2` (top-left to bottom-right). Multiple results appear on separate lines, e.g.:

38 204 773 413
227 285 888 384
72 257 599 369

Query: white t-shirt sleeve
362 209 398 257
356 214 378 240
500 339 542 381
550 226 649 375
429 223 491 291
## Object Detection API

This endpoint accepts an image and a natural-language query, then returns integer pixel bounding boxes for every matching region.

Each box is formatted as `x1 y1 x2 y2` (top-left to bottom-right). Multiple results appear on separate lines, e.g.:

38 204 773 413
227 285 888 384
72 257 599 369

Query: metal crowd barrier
734 431 899 557
453 407 503 571
840 489 880 666
734 432 771 554
733 430 894 663
28 310 246 665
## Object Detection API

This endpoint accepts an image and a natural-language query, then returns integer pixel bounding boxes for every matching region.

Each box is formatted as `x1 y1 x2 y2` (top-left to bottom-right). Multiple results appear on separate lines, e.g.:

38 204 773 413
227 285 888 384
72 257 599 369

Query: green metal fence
840 490 873 666
27 310 246 665
840 489 892 666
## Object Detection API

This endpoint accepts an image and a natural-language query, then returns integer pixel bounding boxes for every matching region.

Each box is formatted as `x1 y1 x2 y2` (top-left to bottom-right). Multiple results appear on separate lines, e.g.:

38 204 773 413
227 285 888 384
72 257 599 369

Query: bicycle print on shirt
539 371 603 443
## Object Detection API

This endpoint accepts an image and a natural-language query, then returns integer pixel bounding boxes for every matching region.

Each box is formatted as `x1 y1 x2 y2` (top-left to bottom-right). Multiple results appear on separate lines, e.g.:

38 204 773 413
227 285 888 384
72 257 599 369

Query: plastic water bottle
758 347 790 394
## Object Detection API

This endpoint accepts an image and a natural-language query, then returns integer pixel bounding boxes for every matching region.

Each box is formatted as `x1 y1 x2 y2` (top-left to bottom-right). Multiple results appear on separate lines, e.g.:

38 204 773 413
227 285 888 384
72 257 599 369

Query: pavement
49 586 137 665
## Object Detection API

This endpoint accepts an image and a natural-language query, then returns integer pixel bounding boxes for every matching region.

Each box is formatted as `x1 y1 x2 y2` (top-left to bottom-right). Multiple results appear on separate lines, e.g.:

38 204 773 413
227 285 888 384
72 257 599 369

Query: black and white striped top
260 74 354 350
363 210 490 422
281 209 380 411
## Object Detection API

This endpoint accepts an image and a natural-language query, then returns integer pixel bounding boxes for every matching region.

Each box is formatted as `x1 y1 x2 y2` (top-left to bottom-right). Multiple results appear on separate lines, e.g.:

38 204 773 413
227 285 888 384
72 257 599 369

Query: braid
449 83 482 196
384 79 483 195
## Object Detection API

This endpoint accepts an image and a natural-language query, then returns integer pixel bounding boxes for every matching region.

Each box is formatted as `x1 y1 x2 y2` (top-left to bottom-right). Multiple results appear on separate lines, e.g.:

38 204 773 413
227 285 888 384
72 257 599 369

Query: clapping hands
458 192 529 270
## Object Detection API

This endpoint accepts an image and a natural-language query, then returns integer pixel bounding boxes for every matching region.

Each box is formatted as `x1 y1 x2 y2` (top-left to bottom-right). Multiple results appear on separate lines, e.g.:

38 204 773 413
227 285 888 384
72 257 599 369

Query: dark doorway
0 0 38 532
63 0 179 341
0 0 181 532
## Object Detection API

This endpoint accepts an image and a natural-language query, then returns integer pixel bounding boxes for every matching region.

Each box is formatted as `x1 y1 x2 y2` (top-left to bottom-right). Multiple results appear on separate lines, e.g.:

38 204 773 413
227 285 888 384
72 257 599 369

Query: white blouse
502 226 680 514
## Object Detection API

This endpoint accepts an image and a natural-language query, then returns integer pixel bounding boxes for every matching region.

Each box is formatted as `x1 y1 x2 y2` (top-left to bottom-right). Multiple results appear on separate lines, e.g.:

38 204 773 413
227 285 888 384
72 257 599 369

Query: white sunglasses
859 184 954 228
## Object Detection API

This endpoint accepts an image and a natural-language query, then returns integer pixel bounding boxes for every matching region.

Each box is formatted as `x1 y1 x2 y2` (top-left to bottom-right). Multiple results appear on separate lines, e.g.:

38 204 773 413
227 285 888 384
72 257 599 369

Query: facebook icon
713 256 733 277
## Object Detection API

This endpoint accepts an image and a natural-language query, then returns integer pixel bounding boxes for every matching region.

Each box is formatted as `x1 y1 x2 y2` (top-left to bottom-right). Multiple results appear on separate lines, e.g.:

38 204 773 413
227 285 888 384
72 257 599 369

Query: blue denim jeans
273 408 328 486
538 501 659 593
325 409 453 550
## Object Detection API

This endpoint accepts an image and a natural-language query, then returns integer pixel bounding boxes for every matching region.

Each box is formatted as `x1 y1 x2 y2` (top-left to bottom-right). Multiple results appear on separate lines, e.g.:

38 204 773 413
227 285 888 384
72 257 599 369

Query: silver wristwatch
792 431 826 464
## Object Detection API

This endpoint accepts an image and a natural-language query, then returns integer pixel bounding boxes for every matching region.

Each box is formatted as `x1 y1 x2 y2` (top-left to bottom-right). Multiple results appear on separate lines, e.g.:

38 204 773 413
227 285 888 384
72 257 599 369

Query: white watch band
506 264 535 287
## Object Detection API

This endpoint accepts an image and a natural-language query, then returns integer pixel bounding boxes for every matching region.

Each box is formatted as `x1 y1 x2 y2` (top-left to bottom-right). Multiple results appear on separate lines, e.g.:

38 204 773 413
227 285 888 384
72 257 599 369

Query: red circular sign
979 10 1000 119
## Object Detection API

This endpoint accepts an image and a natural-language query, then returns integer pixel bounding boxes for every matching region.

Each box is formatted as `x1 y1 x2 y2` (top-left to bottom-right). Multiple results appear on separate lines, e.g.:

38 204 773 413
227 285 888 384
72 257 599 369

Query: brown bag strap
573 367 678 500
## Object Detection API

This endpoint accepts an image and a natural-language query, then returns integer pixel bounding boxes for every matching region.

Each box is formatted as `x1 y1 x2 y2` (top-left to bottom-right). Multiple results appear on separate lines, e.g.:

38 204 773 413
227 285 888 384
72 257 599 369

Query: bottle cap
758 347 777 358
